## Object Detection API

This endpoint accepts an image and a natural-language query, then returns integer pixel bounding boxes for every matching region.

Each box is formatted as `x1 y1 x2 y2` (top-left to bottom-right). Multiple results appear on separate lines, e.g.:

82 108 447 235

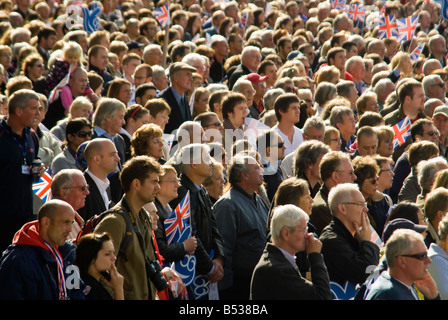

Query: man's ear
131 177 141 191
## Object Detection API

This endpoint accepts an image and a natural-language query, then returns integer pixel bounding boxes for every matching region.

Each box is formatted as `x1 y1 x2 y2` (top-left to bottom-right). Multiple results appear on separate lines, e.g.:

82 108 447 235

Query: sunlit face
149 110 170 131
91 240 117 273
228 102 248 129
147 135 164 159
158 171 180 202
297 189 313 215
45 204 75 247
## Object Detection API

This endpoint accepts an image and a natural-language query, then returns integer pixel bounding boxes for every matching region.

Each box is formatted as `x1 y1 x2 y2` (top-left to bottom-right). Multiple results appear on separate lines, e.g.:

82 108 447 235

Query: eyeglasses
74 130 92 138
274 141 284 148
368 176 379 185
425 130 439 137
64 185 90 192
400 252 428 261
336 170 355 175
294 226 308 233
204 121 222 128
330 138 342 143
380 168 392 174
342 202 367 208
160 178 181 184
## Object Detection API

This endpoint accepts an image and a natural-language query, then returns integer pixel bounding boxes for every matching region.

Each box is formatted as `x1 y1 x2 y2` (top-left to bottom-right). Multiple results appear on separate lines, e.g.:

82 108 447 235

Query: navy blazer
158 87 192 135
77 172 108 221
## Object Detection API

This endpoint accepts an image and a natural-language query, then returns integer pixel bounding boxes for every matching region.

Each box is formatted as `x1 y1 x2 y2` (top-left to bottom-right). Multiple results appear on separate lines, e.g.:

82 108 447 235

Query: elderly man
51 169 90 240
345 56 367 95
310 151 357 236
169 144 225 299
365 229 440 300
143 44 163 66
250 204 331 300
158 62 197 135
428 34 447 68
353 126 378 158
228 46 261 90
329 106 357 153
422 74 446 104
0 199 85 300
319 183 380 294
214 154 269 300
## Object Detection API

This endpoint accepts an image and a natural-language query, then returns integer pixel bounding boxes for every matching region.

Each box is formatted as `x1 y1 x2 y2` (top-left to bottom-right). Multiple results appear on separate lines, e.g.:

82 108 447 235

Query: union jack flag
48 65 71 104
165 191 191 244
331 0 346 10
153 5 170 28
347 4 366 22
396 16 418 42
378 15 398 39
392 116 411 150
239 11 248 30
410 42 425 63
32 168 53 202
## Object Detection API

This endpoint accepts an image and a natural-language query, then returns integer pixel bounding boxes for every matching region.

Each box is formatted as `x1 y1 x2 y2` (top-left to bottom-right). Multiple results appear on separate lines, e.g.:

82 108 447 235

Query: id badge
22 165 30 175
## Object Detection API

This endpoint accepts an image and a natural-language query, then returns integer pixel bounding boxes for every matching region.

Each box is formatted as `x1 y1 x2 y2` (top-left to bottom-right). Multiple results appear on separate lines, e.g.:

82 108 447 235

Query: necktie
181 96 190 120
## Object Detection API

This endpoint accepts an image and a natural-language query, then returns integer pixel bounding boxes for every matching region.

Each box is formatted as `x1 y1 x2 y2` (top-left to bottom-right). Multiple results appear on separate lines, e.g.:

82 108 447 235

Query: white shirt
86 169 110 209
272 124 304 156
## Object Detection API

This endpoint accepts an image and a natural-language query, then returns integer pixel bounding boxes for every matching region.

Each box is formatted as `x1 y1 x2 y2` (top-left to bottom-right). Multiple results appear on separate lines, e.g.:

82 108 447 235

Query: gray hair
182 52 205 67
345 55 364 73
314 82 337 106
294 140 330 177
233 78 253 94
385 229 424 268
69 96 93 115
303 116 326 135
438 215 448 242
328 183 360 216
329 106 353 128
263 88 285 110
422 74 443 96
143 44 162 61
176 143 210 175
227 154 258 185
417 156 448 193
51 169 82 199
8 89 40 114
270 204 309 244
92 97 126 127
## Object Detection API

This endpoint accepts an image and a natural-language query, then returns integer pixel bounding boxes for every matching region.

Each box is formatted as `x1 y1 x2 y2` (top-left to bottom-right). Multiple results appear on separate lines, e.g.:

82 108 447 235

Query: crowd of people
0 0 448 302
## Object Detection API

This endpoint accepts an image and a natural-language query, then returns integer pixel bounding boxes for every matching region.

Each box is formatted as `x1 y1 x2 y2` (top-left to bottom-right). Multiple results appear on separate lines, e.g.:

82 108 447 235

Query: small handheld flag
154 5 171 28
33 168 53 202
392 116 411 150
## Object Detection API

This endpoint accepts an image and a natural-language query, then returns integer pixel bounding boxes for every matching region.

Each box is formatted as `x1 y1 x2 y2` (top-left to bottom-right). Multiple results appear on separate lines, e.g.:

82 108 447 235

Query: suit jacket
227 64 252 90
77 172 108 221
158 86 192 135
250 243 331 300
309 184 332 237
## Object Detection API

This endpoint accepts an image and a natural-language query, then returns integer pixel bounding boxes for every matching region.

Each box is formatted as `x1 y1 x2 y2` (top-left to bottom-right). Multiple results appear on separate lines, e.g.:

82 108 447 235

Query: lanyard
0 120 30 165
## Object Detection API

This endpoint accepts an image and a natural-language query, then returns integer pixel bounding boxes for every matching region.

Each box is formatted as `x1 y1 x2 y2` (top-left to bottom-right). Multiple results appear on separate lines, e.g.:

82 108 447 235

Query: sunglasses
64 185 90 192
75 130 92 138
426 131 439 137
274 141 284 148
369 177 379 185
400 252 428 261
204 121 222 128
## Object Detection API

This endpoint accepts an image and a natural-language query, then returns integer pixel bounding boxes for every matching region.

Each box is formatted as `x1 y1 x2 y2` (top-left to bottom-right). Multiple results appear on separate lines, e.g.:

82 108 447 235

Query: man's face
46 204 75 247
228 101 248 128
63 174 90 211
338 113 356 137
341 190 367 228
138 172 161 203
91 48 109 71
407 86 426 115
433 114 448 136
335 158 357 184
245 161 264 189
133 68 150 88
104 108 126 136
69 71 88 97
19 98 42 128
245 50 261 71
279 41 292 60
303 126 324 142
358 134 378 156
100 140 121 174
267 133 286 161
123 58 141 77
262 64 278 87
285 217 308 254
280 102 300 124
421 123 440 145
43 34 57 50
214 41 229 58
230 34 243 54
331 51 346 73
173 70 193 93
398 240 432 282
137 88 157 107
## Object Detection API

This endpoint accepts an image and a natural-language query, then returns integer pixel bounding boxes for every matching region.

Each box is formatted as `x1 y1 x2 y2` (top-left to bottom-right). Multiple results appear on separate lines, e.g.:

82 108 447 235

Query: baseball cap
127 41 146 51
382 218 428 243
169 62 197 77
245 73 268 84
433 105 448 119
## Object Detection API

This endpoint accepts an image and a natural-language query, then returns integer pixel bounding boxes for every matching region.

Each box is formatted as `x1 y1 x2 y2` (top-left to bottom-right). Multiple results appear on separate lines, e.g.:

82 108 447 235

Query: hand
103 264 124 300
208 258 224 283
354 212 372 243
305 233 322 254
183 236 197 255
414 271 439 300
38 163 46 178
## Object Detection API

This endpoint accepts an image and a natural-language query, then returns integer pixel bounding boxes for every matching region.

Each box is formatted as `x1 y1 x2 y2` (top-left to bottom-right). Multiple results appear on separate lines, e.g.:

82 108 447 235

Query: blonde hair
63 41 83 62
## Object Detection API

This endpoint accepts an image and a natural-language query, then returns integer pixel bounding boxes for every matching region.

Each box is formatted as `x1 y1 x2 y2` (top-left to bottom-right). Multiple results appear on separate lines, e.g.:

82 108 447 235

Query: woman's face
150 110 170 131
297 189 313 215
91 240 116 273
118 84 132 105
361 175 379 199
377 138 394 157
378 162 394 191
205 166 225 200
70 125 92 149
195 92 210 115
328 133 342 151
158 171 180 202
147 135 164 159
71 104 92 119
28 59 45 80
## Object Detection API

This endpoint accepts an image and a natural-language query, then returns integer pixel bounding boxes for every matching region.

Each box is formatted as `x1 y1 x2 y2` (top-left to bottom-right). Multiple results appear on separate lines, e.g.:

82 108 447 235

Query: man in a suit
227 46 262 90
77 138 121 220
250 204 331 300
158 62 196 135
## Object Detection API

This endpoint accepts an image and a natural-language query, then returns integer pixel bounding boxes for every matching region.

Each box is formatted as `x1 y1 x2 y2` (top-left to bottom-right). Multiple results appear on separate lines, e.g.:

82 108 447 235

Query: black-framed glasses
273 141 284 148
74 130 92 138
204 121 222 128
64 185 90 192
400 252 428 261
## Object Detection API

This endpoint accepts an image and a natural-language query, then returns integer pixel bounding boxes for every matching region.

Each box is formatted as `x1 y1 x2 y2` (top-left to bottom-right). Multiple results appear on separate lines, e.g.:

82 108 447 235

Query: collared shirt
94 126 117 141
271 124 304 156
86 169 110 209
277 246 298 271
